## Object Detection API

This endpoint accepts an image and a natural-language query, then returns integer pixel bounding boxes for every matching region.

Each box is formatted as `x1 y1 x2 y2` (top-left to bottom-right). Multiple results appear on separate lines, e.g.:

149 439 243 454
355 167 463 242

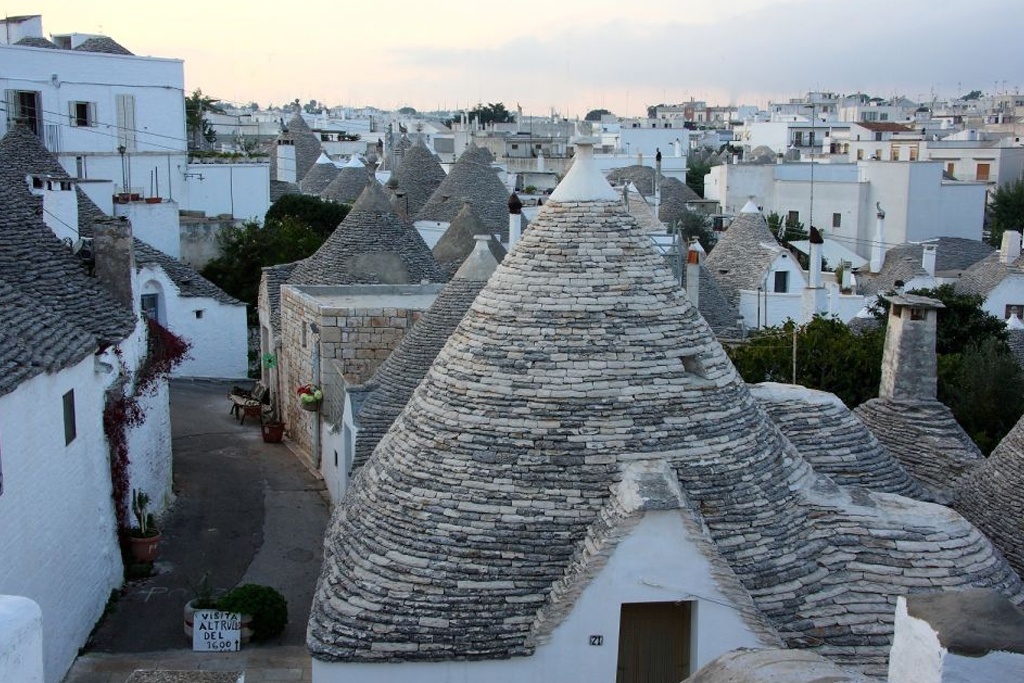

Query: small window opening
63 389 77 445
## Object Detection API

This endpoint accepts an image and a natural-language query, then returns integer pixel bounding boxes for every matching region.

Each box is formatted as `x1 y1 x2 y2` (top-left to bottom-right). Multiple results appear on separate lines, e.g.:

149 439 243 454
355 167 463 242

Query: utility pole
792 325 798 384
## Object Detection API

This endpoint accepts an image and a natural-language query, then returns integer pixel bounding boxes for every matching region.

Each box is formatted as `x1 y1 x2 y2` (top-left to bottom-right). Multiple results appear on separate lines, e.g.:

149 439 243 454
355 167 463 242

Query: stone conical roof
350 237 499 472
289 179 444 286
389 138 447 216
704 207 784 306
15 36 58 49
953 414 1024 577
414 143 511 240
273 113 322 183
308 143 1022 675
431 202 506 277
320 157 370 205
73 36 132 55
299 153 339 195
750 383 929 499
854 399 984 503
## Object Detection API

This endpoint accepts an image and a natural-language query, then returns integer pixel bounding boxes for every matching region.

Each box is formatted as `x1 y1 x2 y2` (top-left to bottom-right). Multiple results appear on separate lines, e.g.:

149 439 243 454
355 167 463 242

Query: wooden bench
228 382 269 425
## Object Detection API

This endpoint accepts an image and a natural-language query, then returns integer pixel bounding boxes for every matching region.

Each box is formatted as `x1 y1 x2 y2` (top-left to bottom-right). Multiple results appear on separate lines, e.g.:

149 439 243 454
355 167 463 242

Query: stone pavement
64 380 329 682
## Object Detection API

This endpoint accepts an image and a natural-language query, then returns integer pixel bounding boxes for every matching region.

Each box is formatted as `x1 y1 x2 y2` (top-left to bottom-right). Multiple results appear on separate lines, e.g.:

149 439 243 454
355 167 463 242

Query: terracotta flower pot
145 197 162 204
128 531 161 563
261 422 285 443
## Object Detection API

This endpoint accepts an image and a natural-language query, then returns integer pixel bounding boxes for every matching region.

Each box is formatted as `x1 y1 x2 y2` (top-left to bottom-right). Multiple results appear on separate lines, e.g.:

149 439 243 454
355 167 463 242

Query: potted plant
296 383 323 412
261 408 285 444
183 574 255 644
216 584 287 642
145 196 162 204
127 489 161 563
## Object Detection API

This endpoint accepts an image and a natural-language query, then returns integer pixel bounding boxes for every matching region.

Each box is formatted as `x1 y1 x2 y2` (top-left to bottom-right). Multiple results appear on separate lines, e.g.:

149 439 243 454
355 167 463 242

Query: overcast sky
19 0 1024 116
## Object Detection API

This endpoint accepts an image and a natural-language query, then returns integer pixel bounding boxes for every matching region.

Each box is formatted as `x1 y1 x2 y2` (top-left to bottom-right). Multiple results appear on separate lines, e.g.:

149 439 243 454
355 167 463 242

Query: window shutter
69 101 78 126
4 90 16 131
116 94 137 151
88 102 96 127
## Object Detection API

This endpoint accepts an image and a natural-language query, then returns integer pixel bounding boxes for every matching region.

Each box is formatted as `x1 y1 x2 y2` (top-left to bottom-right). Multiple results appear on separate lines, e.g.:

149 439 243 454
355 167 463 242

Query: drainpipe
310 322 322 469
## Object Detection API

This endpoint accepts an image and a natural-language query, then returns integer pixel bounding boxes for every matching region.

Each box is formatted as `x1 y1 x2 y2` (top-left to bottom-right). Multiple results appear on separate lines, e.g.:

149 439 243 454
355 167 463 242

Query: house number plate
589 635 604 646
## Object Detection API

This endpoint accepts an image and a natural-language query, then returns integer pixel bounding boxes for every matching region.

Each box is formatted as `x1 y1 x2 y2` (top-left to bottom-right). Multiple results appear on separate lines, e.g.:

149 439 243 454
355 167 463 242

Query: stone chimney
507 192 523 250
879 293 944 401
1000 230 1022 265
921 243 937 277
870 202 886 273
685 239 704 310
92 217 137 313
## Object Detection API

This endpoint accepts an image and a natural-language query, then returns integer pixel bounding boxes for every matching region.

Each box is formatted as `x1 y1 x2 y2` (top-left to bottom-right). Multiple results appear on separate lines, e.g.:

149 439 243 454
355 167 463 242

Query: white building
704 160 986 260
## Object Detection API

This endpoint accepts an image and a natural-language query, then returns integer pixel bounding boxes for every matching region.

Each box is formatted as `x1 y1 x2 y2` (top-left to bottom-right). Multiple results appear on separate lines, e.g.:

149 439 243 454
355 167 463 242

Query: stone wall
278 285 439 460
880 307 938 401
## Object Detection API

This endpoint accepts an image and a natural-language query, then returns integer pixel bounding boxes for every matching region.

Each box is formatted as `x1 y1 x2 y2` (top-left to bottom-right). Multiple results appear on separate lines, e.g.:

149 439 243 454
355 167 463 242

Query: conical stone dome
308 143 1022 676
389 138 447 216
414 142 511 239
289 179 444 286
285 113 324 183
299 153 340 195
704 206 783 306
320 156 370 205
431 202 506 277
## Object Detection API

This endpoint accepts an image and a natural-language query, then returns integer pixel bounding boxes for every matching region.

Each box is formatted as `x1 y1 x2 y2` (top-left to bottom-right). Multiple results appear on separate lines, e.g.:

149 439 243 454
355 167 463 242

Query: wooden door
616 602 692 683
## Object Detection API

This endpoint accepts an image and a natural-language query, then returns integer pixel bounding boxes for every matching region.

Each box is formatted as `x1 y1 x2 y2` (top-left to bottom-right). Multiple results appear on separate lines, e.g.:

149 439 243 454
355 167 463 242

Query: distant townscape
2 13 1024 683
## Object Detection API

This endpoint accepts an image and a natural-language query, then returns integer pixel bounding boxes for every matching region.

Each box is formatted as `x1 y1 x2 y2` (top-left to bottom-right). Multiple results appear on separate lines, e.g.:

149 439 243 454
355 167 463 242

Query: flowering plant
296 383 323 404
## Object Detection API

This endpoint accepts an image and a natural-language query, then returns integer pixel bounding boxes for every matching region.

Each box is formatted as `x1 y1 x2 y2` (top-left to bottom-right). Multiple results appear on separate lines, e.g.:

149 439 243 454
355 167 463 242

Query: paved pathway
64 380 329 683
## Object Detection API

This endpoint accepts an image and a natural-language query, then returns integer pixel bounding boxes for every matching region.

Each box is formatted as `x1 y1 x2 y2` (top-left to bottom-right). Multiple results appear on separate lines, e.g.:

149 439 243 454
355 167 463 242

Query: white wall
414 220 449 249
313 510 767 683
0 595 44 683
0 358 122 683
980 275 1024 320
115 200 180 257
320 391 358 503
138 267 249 379
124 379 174 514
179 162 270 221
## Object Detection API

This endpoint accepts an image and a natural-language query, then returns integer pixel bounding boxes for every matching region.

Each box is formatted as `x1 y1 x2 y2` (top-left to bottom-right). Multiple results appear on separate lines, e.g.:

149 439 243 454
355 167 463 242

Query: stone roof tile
414 143 511 240
299 155 340 196
389 138 447 216
704 209 784 306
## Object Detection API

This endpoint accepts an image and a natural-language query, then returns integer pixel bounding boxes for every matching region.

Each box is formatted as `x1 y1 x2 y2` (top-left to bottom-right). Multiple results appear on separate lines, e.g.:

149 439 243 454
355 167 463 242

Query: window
76 155 86 178
63 389 77 445
890 148 899 161
832 213 842 228
977 163 991 182
511 144 519 150
880 112 889 121
857 149 865 160
787 210 799 225
141 294 159 321
874 132 883 141
69 101 96 127
808 131 816 148
774 270 789 293
194 309 204 319
794 131 803 146
115 94 137 151
946 162 955 176
616 602 692 683
910 147 918 161
5 89 42 135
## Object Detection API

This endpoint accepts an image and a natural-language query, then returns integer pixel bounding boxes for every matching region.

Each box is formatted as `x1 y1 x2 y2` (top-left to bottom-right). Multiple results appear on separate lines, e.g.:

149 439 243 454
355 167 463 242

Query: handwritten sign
192 610 242 652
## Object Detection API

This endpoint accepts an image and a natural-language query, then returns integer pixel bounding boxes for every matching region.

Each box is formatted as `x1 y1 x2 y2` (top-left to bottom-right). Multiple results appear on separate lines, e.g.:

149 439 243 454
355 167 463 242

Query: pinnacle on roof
73 36 133 55
288 179 444 287
740 199 760 214
414 142 512 239
550 138 619 202
431 201 507 277
388 138 447 217
343 154 364 168
809 225 824 244
309 135 1022 674
507 191 523 214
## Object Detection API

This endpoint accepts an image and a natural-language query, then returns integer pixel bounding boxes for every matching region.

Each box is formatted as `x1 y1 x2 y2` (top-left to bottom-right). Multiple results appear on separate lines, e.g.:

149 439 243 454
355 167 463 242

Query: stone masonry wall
880 308 938 401
279 286 428 460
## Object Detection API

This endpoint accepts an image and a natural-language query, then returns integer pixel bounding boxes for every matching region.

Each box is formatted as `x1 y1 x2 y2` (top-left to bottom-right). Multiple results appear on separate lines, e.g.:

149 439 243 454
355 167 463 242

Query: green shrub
217 584 288 641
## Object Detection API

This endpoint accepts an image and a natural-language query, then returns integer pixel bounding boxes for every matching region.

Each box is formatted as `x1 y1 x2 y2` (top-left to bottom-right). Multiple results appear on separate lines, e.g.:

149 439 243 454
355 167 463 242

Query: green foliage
987 179 1024 248
264 194 351 240
963 89 984 101
728 317 886 408
523 185 538 195
670 209 715 253
585 108 612 122
909 285 1008 355
646 103 668 119
468 102 513 126
397 106 417 115
303 99 321 114
185 89 223 150
217 585 288 641
938 338 1024 454
686 158 711 198
200 216 326 322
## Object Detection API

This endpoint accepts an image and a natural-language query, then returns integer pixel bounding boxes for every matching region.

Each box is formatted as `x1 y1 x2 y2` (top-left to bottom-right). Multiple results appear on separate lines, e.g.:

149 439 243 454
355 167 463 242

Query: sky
14 0 1024 117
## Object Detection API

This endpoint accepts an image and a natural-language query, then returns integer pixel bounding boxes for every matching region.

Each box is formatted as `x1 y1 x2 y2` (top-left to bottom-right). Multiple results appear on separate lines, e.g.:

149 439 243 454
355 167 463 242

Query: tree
671 209 715 253
910 284 1008 355
264 194 351 240
185 89 224 150
987 179 1024 248
245 101 260 111
303 99 321 114
646 103 668 119
397 106 417 115
468 102 513 126
585 109 612 122
200 217 326 323
686 158 711 198
963 89 984 101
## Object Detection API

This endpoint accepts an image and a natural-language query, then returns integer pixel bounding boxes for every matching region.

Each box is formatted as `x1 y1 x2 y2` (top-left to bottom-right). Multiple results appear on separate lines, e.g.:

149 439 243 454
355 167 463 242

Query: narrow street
64 380 330 683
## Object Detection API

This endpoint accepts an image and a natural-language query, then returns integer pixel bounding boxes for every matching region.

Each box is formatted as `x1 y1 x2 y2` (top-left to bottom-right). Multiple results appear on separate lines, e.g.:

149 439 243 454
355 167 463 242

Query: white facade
138 266 249 379
313 509 769 683
705 161 986 259
115 200 181 257
178 161 270 221
0 356 122 683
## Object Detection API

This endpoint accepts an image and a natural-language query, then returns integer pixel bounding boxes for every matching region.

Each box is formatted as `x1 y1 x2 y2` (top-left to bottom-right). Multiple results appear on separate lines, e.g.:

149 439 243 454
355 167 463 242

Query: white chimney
507 192 523 250
922 244 937 277
808 226 824 288
841 261 852 290
870 203 886 273
673 139 682 157
685 239 704 310
537 149 545 173
1000 230 1021 264
28 175 79 244
276 141 297 184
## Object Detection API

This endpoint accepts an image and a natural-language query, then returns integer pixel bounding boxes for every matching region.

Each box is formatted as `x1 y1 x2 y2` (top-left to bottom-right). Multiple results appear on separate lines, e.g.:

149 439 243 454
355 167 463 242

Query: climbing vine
103 318 191 531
